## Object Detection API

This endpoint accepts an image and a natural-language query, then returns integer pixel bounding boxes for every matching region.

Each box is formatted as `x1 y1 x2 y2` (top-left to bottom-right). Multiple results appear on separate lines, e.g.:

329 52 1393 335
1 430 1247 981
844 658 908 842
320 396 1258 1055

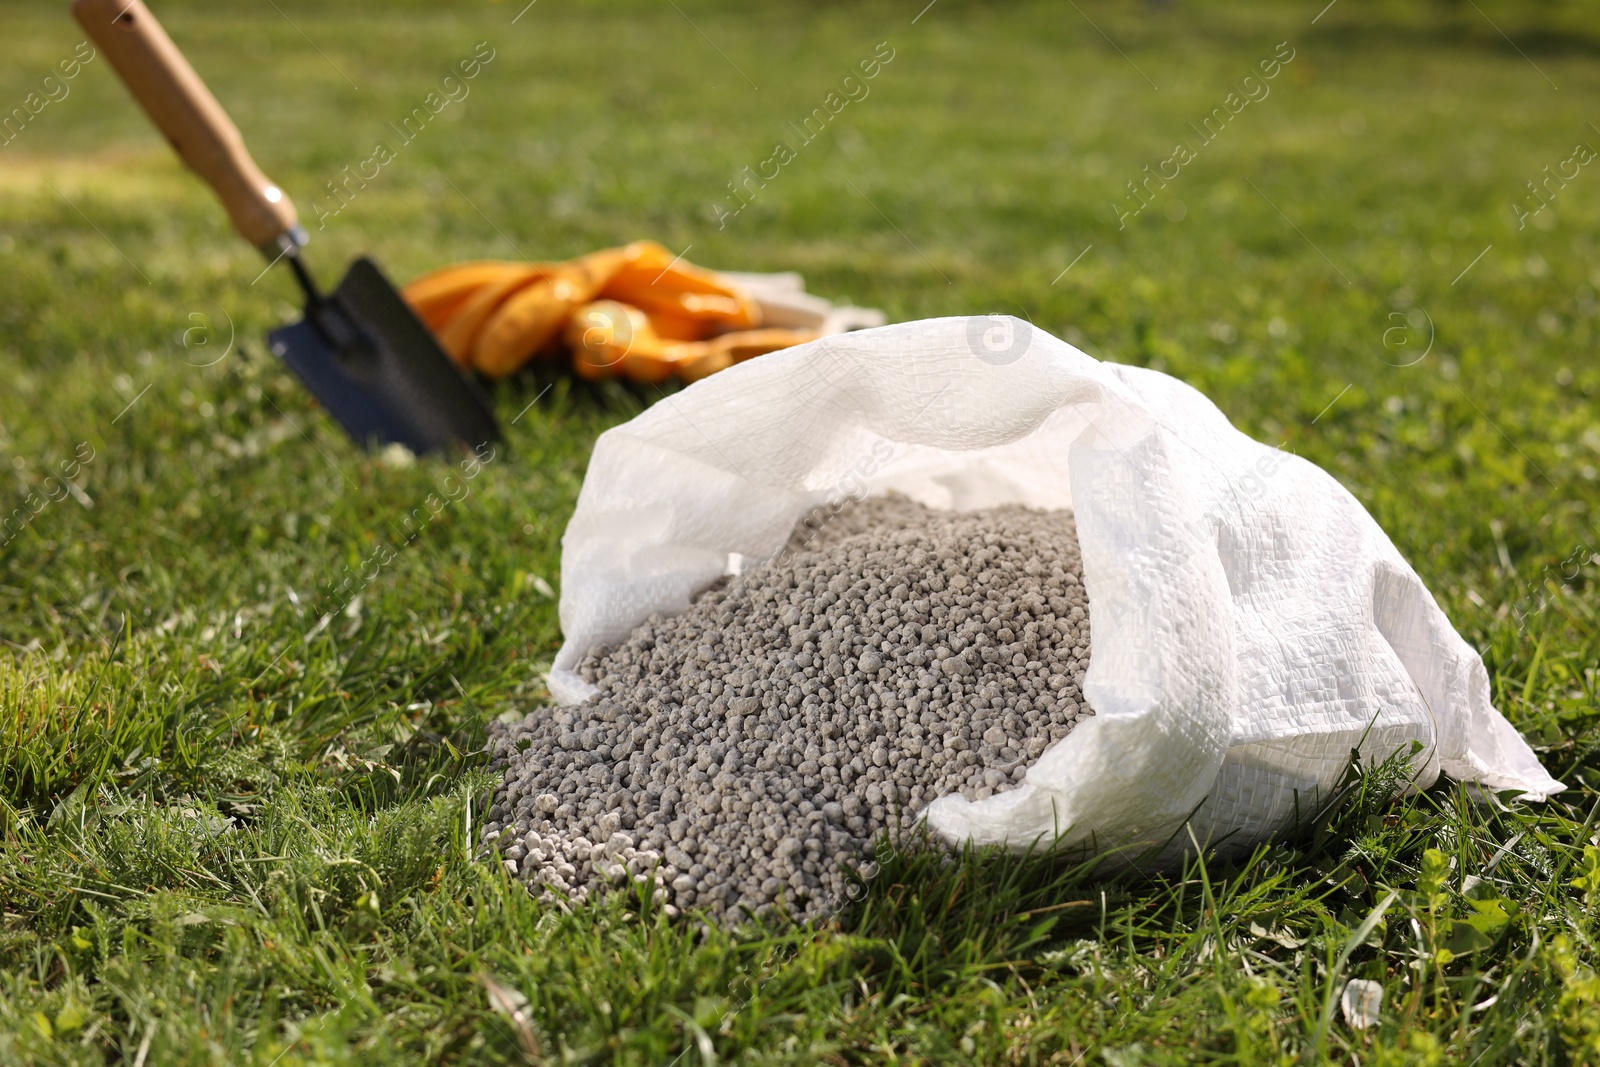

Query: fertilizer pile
484 496 1094 926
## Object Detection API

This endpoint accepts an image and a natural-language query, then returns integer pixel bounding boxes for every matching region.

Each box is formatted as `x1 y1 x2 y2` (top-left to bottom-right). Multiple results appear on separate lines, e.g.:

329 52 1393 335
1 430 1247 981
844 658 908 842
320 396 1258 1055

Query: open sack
546 316 1561 857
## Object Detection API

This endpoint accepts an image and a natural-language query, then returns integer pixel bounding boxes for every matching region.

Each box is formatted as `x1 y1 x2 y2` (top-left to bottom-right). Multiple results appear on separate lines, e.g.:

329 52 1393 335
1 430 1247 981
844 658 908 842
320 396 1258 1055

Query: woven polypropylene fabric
547 316 1561 856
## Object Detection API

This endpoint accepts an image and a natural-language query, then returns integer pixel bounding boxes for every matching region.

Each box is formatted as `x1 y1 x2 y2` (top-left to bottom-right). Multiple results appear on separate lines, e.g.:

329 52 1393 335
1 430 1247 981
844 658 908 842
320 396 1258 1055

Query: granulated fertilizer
484 496 1093 926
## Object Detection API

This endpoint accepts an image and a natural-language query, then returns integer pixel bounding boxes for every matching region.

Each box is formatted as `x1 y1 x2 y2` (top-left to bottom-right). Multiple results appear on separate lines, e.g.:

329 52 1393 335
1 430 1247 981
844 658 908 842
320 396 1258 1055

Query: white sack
547 316 1561 856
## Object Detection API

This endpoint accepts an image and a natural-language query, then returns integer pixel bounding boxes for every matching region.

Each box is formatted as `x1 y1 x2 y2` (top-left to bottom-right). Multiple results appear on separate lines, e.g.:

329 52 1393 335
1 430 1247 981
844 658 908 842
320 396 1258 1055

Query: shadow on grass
833 743 1435 1001
488 362 673 429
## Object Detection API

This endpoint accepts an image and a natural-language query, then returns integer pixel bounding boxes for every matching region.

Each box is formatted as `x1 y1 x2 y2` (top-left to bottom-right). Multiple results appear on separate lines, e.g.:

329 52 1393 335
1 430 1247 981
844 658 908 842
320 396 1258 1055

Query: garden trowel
73 0 501 455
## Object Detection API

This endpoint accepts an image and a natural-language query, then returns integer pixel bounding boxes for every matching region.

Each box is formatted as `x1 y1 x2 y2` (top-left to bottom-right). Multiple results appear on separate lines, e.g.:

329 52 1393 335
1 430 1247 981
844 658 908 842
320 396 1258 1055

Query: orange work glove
401 242 807 383
564 300 819 384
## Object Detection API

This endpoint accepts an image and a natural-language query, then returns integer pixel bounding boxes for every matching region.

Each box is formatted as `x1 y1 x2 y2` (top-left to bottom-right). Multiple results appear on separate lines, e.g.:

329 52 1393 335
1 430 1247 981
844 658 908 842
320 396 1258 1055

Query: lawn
2 0 1599 1062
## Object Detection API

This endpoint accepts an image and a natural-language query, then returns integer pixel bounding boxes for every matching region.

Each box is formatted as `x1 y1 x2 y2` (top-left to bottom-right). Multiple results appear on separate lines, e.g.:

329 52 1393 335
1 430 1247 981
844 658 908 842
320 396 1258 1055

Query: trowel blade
268 256 501 455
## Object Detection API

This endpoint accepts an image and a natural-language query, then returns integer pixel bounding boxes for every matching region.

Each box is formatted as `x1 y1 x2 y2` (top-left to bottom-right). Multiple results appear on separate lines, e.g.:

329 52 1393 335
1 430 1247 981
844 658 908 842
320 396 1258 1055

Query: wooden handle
73 0 302 252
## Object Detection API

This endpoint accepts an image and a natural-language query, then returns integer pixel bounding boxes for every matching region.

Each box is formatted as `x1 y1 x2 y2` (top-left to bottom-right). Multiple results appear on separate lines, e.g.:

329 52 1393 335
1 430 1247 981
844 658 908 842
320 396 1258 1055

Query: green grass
3 0 1599 1061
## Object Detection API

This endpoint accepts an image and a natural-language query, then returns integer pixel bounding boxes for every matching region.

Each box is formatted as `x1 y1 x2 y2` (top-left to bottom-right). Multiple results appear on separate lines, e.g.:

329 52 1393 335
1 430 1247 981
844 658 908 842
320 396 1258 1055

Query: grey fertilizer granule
484 496 1093 927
